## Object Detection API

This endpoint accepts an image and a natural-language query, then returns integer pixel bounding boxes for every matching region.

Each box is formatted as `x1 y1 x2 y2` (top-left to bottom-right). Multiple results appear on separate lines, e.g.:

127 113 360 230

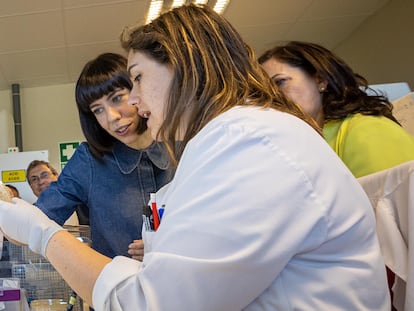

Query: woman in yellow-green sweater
259 41 414 178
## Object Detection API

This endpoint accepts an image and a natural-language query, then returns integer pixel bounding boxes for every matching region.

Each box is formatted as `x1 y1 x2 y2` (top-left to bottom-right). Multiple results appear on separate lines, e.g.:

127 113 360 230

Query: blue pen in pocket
158 204 165 221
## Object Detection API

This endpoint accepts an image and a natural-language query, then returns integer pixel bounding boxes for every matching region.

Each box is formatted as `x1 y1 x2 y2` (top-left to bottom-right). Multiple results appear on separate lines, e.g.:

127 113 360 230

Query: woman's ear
317 80 328 93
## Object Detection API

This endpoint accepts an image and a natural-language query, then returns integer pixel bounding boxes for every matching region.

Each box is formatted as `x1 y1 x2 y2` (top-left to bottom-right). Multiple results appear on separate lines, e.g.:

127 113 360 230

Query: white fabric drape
358 160 414 311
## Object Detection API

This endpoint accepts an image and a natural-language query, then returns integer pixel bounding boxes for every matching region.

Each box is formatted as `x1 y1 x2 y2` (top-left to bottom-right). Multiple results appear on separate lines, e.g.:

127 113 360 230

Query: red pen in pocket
150 193 160 230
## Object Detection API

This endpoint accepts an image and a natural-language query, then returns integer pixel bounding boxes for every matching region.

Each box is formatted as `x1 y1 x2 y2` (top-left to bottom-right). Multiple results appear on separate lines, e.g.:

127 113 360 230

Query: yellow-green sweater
323 113 414 178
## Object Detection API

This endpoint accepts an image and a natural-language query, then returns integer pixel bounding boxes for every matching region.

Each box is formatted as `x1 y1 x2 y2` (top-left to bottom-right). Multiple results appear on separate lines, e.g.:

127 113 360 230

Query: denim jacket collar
112 141 170 174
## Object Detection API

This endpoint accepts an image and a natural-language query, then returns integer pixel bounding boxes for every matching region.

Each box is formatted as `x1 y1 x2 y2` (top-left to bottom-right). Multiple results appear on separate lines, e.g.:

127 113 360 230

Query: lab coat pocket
142 229 156 254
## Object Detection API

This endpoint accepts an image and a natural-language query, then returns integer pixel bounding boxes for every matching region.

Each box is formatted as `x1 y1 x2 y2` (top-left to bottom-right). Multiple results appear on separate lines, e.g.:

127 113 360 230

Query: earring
319 86 325 92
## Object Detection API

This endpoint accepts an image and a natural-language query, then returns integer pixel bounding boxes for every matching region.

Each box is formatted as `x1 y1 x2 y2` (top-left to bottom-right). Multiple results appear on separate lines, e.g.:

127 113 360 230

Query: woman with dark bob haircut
75 53 147 157
259 41 414 178
0 6 389 310
76 53 145 157
34 52 172 260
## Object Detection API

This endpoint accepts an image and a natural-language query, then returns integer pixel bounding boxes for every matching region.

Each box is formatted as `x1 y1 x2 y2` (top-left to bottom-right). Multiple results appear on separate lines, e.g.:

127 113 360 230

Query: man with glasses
26 160 59 198
26 160 89 225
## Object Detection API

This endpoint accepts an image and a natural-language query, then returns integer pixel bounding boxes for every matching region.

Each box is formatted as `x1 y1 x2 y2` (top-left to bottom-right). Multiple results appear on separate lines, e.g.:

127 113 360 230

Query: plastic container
30 299 67 311
0 278 24 311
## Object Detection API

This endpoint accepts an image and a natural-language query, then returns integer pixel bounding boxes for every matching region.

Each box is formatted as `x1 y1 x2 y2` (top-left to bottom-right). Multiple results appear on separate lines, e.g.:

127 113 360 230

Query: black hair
75 53 146 157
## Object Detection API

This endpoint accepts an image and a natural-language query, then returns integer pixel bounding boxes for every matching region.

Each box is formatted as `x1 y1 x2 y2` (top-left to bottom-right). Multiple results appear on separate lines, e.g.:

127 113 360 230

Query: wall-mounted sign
0 150 49 202
1 169 26 183
59 141 80 169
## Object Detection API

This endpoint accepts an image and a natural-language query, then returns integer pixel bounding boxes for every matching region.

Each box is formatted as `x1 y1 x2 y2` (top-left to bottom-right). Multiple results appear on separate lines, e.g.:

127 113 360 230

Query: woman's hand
0 198 64 256
128 239 144 261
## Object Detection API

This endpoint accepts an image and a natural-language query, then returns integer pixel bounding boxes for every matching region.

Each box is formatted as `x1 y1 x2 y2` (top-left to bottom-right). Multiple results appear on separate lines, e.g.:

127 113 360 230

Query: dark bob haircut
75 53 146 158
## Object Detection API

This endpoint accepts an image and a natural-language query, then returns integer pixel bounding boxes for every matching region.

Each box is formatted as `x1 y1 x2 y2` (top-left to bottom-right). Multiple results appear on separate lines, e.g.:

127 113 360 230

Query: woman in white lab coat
0 4 390 310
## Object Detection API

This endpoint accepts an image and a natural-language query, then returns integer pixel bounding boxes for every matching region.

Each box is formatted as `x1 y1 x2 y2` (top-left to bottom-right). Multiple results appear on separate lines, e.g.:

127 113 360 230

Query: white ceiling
0 0 390 91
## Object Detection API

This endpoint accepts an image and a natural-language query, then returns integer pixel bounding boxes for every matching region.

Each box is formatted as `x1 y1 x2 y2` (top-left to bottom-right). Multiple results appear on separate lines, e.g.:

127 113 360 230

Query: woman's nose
107 106 121 121
128 88 139 106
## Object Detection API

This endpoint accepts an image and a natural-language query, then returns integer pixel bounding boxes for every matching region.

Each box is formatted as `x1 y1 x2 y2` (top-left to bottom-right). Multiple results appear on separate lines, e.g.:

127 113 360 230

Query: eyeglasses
29 171 52 185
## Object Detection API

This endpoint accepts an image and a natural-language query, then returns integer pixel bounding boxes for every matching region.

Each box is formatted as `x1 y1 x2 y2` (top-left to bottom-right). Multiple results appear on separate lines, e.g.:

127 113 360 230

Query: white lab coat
93 106 390 310
358 160 414 311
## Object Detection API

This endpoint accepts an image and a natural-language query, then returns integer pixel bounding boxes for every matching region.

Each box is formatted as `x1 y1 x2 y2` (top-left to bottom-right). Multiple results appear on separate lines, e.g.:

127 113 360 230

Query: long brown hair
121 5 320 167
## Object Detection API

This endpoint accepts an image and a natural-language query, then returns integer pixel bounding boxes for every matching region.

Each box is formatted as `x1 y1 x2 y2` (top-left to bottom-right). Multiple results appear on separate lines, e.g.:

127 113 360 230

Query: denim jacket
36 141 172 258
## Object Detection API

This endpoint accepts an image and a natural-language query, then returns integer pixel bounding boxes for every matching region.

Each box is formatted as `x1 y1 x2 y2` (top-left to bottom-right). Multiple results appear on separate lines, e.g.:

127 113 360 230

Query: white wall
0 83 85 172
334 0 414 90
0 109 14 153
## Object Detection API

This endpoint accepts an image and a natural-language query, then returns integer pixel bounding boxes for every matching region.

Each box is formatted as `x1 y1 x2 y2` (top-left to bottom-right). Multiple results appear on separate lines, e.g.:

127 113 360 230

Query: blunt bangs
76 71 132 113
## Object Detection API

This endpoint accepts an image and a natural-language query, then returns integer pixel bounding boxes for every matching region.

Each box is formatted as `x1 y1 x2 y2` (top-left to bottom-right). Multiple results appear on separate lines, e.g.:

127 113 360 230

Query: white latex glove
0 198 64 256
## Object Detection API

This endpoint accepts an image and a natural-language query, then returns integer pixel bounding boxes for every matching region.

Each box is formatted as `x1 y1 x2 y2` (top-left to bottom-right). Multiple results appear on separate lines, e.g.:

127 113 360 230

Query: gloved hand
0 198 65 257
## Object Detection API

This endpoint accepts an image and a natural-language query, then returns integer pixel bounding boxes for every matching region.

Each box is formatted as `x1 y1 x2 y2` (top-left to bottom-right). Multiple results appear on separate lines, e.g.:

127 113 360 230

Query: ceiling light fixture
146 0 164 24
145 0 230 24
171 0 186 8
213 0 230 14
193 0 209 4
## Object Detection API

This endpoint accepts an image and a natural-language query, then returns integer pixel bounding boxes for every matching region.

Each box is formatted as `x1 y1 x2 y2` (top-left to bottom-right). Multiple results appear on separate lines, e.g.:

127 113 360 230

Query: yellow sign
2 170 26 183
